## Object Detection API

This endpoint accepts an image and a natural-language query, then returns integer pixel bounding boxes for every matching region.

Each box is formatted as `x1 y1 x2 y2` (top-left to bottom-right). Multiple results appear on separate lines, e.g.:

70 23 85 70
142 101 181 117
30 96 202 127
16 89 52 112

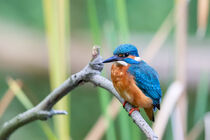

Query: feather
128 60 162 109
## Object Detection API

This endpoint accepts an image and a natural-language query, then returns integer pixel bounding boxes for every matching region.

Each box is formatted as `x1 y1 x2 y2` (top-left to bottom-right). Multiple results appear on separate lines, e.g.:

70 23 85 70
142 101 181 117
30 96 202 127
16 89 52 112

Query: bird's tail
144 106 155 122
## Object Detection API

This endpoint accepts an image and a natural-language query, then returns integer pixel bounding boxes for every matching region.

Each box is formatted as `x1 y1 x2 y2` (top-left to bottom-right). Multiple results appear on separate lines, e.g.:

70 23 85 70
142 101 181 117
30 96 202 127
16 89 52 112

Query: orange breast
111 63 153 108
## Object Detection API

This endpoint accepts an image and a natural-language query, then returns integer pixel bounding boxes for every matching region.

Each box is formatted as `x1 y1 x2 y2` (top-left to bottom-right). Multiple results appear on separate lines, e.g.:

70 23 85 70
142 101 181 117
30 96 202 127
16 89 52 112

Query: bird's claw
123 101 127 108
129 108 139 116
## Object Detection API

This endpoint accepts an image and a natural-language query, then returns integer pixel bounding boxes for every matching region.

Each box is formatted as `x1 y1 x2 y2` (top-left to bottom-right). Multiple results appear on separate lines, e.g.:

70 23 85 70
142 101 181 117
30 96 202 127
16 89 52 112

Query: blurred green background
0 0 209 140
0 0 209 34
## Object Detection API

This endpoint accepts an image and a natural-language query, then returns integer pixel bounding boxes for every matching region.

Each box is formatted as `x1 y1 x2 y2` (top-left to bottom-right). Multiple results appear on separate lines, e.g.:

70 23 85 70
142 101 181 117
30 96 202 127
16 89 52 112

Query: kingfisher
103 44 161 121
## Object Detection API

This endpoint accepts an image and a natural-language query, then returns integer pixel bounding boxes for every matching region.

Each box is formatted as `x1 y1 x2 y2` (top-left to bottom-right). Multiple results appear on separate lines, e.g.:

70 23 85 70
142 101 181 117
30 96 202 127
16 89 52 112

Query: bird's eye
125 53 129 57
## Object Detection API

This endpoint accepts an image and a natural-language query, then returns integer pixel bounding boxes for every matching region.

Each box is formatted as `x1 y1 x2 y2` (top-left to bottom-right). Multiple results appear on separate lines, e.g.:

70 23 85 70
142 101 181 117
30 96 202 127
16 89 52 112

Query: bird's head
103 44 141 65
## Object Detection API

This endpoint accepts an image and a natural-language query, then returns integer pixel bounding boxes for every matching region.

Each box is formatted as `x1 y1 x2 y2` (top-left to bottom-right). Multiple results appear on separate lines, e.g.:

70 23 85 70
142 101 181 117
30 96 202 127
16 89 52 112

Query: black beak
103 55 122 63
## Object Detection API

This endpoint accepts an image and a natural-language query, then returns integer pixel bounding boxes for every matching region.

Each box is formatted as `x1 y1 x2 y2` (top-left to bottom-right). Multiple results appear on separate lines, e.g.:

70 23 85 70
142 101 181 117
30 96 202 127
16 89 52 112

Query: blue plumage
128 61 162 110
113 44 139 57
103 43 162 113
111 44 161 110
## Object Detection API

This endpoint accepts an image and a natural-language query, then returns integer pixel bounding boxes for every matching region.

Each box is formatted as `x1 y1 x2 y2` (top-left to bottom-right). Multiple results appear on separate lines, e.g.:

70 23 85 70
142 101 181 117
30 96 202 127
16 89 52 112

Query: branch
0 46 157 140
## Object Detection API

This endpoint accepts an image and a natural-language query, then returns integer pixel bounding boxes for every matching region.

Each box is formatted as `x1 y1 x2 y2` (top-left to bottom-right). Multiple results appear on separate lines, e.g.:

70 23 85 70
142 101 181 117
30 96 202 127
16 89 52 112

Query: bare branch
0 47 157 140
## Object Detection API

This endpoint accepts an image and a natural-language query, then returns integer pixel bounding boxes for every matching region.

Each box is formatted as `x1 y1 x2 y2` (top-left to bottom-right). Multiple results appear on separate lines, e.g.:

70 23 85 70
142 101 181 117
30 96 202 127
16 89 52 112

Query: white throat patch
116 57 141 66
116 61 128 66
134 57 141 62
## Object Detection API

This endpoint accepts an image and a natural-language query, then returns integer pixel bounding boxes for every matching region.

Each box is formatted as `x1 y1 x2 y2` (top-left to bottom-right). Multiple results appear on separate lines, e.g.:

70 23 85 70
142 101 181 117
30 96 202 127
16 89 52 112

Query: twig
0 47 157 140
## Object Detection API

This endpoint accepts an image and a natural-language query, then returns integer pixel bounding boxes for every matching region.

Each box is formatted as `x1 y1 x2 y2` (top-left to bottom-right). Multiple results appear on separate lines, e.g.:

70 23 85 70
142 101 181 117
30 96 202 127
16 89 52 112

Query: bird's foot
129 107 139 116
123 101 127 108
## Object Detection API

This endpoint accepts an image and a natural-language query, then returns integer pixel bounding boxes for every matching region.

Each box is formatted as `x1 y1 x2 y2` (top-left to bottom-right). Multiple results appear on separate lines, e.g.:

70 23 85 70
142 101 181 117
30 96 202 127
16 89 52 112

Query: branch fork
0 46 157 140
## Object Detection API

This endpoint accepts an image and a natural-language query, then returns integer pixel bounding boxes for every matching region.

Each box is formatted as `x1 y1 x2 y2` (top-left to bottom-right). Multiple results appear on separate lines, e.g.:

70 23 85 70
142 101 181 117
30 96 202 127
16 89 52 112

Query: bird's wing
128 61 162 105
